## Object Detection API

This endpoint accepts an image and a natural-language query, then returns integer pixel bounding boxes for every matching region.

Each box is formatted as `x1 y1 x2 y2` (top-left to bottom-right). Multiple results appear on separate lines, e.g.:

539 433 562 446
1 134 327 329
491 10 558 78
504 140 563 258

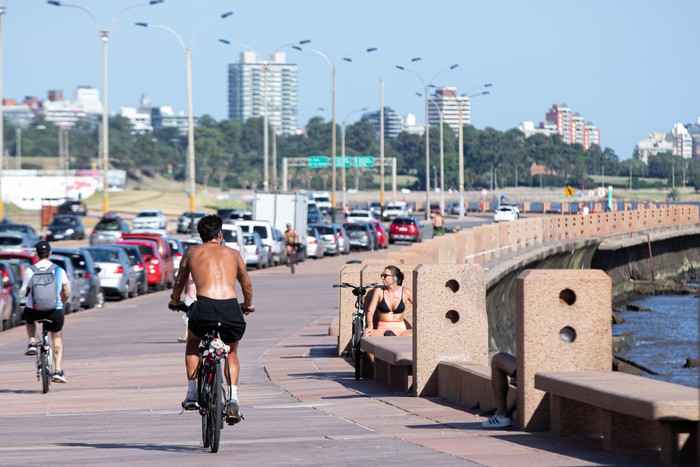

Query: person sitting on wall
482 352 517 429
365 265 413 337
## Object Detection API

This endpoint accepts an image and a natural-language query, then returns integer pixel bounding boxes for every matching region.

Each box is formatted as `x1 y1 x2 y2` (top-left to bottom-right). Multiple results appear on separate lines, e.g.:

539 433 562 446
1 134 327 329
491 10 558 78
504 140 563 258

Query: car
90 212 131 246
166 237 184 277
389 215 423 243
446 202 465 216
307 201 323 224
271 229 287 266
0 232 37 253
309 224 340 256
345 209 376 223
180 236 203 253
118 240 169 291
85 246 140 300
368 201 382 215
52 247 104 310
222 223 248 264
217 208 252 224
0 224 41 246
494 205 519 223
58 199 88 216
236 221 277 267
369 220 390 249
0 261 20 330
121 233 174 288
344 222 377 251
113 243 148 295
242 232 269 269
49 254 82 314
0 251 37 308
306 226 325 259
332 224 350 255
312 191 332 214
177 210 208 233
430 203 442 215
46 215 86 241
382 201 409 221
132 209 168 231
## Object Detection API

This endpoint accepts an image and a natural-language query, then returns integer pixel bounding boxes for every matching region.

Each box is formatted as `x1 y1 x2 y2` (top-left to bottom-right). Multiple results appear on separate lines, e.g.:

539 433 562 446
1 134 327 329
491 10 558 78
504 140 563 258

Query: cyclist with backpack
22 240 71 383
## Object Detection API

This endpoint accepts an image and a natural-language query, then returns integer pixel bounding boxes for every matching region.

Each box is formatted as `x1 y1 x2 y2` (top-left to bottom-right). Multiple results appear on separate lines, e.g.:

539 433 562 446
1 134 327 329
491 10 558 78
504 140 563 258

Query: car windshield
315 226 334 235
96 220 123 231
137 212 158 217
61 252 86 270
89 249 120 263
0 225 30 234
252 226 268 239
315 197 330 203
137 245 155 257
51 217 76 226
222 230 237 243
345 224 367 232
0 236 23 245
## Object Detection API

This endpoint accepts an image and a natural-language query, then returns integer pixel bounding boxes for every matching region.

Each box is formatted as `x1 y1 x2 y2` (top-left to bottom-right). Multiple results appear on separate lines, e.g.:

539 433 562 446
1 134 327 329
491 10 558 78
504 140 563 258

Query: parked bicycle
33 319 54 393
170 301 254 453
333 282 383 380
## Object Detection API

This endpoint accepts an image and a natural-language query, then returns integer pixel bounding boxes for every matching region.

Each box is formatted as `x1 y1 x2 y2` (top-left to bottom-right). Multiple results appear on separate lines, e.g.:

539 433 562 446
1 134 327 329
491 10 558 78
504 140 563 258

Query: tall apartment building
636 122 694 163
544 103 600 150
227 52 298 136
428 87 471 132
361 106 404 139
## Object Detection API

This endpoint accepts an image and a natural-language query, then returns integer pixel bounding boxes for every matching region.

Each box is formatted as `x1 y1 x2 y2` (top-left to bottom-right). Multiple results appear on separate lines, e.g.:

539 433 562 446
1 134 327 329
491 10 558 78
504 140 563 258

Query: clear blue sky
4 0 699 160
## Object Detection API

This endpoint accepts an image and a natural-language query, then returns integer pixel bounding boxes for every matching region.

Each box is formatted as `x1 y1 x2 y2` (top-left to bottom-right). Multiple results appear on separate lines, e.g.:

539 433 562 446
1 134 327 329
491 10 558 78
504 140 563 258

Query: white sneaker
482 413 511 428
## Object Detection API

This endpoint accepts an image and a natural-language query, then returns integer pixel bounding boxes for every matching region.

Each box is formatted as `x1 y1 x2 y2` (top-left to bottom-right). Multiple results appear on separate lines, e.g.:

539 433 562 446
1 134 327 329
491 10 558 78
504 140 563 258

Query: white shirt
22 259 70 310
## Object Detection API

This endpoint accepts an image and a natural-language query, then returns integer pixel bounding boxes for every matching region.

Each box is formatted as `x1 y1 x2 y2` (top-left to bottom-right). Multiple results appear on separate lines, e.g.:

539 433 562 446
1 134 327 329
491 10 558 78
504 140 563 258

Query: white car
132 210 168 231
382 202 408 221
493 205 519 223
345 209 376 223
222 223 248 264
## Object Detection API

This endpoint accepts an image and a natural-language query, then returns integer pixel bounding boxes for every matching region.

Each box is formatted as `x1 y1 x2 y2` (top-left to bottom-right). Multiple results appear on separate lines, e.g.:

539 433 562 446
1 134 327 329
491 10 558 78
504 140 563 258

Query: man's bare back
172 240 253 308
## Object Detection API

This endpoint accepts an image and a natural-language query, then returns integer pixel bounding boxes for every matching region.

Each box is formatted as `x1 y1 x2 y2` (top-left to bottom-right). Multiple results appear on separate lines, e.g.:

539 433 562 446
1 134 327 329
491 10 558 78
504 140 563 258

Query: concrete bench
536 371 699 464
438 361 518 415
361 336 412 391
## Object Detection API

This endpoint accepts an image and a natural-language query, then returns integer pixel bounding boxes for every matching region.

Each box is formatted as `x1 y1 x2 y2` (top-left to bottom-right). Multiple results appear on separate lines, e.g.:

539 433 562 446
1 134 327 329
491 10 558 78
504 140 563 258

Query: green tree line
4 114 700 191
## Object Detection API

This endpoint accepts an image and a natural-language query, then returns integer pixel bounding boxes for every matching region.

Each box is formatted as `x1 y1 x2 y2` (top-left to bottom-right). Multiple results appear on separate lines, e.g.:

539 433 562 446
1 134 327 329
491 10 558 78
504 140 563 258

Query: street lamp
341 107 367 210
219 38 307 192
136 11 232 215
48 0 164 214
456 84 491 219
421 93 445 214
396 60 458 219
343 47 390 206
293 44 338 222
0 1 7 220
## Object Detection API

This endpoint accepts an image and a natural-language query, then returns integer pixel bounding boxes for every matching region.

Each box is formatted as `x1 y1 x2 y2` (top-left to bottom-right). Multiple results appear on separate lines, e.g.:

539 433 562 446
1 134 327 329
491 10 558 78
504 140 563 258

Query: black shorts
22 307 65 333
188 296 246 343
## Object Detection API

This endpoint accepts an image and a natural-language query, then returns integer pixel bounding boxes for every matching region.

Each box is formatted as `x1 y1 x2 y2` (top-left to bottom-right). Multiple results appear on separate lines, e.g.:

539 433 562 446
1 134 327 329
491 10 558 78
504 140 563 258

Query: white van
235 220 279 266
312 191 332 214
221 223 247 264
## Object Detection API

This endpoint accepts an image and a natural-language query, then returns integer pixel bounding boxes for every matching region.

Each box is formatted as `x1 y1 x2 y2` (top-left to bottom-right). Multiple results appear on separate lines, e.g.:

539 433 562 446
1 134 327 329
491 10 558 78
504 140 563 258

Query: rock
625 304 652 312
682 358 699 368
611 312 624 324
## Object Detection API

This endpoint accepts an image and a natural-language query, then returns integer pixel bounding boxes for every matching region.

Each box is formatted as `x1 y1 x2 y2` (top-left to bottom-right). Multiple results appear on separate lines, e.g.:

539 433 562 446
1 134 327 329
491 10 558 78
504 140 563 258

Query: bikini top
377 288 405 314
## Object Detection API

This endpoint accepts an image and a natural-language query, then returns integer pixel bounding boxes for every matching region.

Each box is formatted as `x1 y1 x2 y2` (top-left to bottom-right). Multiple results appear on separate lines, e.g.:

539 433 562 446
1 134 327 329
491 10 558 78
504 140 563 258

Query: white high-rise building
428 87 470 132
227 52 298 136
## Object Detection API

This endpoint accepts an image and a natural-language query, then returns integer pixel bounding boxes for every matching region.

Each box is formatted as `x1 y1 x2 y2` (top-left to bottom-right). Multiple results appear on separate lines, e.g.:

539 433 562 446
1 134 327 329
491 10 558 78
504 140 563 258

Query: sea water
613 294 699 389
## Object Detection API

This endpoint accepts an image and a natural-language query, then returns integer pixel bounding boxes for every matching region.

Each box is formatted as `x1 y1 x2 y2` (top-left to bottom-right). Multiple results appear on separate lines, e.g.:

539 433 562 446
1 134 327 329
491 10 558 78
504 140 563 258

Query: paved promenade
0 249 655 466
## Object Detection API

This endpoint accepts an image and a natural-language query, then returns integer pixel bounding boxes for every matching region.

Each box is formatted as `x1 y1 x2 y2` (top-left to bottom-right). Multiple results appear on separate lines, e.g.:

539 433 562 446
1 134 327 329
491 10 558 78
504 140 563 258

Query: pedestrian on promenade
22 240 71 384
169 215 254 424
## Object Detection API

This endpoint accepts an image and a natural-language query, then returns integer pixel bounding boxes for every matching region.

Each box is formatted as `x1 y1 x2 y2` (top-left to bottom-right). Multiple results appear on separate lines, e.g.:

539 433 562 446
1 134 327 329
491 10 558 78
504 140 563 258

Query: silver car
242 232 269 269
85 246 139 300
310 224 339 256
306 226 325 259
132 209 168 231
49 254 82 314
90 213 131 246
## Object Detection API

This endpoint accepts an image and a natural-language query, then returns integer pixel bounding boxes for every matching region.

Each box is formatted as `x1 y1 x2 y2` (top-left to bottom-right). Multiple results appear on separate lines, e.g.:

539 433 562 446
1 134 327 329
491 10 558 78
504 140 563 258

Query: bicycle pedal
226 413 244 425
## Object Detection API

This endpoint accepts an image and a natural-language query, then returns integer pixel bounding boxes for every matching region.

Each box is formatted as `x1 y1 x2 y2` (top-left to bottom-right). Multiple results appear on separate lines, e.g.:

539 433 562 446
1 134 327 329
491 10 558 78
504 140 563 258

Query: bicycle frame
197 330 230 453
34 320 53 393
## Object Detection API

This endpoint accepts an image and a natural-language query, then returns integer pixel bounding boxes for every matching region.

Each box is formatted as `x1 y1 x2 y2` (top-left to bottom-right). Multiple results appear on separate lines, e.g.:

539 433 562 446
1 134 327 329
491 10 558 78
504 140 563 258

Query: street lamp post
48 0 164 214
396 60 458 219
136 11 232 215
424 95 445 214
456 85 491 219
341 107 367 211
0 1 6 220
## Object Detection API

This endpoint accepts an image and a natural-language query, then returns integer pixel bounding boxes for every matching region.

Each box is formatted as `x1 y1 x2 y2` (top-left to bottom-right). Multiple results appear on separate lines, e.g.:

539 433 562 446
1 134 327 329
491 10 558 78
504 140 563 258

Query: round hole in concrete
559 288 576 306
445 279 460 293
559 326 577 343
445 310 460 324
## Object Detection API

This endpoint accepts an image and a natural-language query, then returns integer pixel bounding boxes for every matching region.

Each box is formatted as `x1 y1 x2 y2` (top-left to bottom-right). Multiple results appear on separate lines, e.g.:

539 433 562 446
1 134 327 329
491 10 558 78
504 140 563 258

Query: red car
117 240 169 291
368 220 389 249
121 233 174 288
389 216 423 244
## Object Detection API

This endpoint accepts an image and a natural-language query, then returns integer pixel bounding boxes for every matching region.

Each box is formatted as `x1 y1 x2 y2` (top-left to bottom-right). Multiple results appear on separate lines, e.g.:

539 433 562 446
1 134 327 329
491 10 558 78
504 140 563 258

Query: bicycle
333 282 382 380
286 243 302 274
33 319 54 394
170 301 255 453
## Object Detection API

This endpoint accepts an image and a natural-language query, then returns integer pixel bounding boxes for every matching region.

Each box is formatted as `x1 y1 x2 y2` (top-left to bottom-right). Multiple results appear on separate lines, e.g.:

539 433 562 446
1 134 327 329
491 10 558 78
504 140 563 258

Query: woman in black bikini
365 265 413 337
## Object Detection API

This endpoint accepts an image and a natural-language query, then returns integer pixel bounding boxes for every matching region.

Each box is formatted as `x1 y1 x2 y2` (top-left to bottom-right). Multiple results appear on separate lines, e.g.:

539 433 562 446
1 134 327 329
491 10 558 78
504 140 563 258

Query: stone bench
361 336 412 391
535 371 699 464
438 361 518 416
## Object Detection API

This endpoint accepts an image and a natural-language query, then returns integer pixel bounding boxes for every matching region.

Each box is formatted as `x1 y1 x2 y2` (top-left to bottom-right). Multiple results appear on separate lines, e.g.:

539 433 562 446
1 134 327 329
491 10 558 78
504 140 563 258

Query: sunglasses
380 274 393 279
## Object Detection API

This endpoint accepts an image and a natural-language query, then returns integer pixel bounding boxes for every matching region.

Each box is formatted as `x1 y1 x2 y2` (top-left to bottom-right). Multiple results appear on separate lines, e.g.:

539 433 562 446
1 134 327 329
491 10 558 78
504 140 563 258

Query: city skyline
3 0 699 160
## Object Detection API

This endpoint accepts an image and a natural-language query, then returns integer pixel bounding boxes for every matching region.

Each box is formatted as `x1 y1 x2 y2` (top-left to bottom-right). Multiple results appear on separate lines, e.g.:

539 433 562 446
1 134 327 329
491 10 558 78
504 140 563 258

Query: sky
3 0 699 160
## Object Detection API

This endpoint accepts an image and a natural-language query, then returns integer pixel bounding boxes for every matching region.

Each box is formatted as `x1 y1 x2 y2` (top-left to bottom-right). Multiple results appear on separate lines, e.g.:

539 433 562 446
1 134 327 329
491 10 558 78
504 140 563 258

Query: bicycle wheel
353 320 363 380
208 361 223 453
40 348 51 394
289 251 296 274
199 367 210 449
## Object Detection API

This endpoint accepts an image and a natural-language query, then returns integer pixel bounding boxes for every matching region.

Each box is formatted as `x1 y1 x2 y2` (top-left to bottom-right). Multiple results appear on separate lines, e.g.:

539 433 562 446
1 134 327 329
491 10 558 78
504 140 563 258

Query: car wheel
94 290 105 308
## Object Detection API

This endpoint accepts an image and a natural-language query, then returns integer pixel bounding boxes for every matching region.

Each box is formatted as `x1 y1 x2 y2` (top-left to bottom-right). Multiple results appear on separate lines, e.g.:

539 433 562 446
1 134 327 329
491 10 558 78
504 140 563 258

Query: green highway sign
335 156 352 168
308 156 329 168
354 156 374 168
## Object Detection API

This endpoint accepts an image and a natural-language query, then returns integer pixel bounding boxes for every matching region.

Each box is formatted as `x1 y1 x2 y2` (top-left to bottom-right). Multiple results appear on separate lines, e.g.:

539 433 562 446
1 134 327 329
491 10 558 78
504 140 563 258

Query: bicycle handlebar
332 282 384 296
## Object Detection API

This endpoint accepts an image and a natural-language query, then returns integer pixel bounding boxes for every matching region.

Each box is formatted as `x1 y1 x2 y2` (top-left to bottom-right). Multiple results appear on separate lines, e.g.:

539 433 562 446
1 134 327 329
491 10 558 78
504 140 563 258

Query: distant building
518 120 557 138
120 94 153 133
428 87 471 132
227 51 298 136
1 98 33 128
43 86 102 128
361 106 403 139
402 113 425 136
686 118 700 159
636 122 694 163
544 103 601 149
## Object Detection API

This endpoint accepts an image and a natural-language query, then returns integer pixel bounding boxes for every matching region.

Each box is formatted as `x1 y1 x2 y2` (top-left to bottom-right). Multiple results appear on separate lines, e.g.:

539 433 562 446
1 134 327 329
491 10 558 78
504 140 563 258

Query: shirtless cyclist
284 223 301 265
169 214 254 424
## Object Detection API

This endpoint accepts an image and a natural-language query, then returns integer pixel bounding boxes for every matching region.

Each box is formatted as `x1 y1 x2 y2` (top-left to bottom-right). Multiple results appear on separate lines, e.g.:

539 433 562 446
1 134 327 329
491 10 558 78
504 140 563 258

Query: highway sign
354 156 374 168
308 156 329 168
335 156 352 168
